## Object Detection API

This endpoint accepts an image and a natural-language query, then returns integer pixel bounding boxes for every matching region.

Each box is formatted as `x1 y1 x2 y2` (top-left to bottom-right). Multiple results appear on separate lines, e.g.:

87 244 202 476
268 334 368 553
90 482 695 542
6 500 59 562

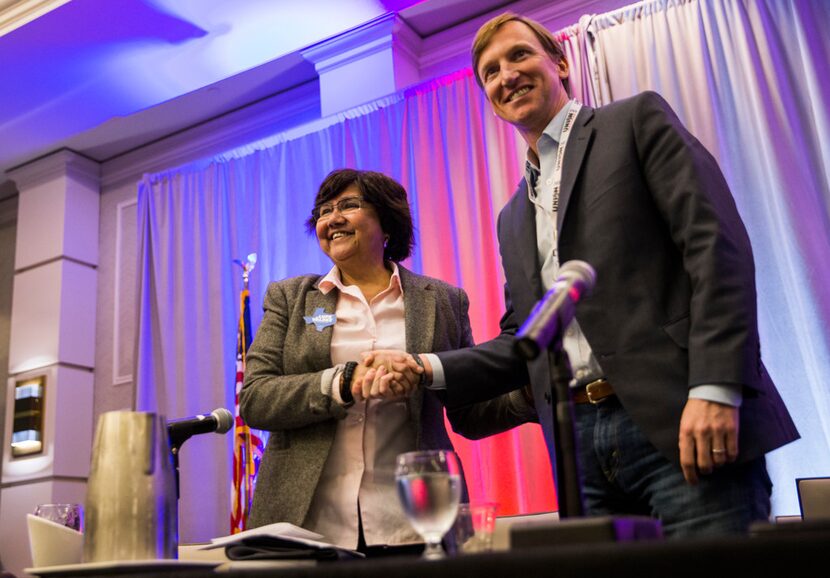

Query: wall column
302 13 422 117
0 150 99 573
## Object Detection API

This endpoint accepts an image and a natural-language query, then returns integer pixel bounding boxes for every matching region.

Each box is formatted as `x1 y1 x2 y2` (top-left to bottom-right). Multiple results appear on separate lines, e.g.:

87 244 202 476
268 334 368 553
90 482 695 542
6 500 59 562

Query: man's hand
678 398 739 484
355 349 422 401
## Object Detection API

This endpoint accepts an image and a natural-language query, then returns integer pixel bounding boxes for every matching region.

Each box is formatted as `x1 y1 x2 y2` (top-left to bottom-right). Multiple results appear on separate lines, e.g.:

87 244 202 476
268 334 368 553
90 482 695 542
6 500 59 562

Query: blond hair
471 13 569 94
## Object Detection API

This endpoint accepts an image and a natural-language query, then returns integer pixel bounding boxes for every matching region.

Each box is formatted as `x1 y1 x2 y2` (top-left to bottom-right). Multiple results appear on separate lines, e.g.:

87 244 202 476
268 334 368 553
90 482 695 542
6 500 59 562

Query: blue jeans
572 396 772 538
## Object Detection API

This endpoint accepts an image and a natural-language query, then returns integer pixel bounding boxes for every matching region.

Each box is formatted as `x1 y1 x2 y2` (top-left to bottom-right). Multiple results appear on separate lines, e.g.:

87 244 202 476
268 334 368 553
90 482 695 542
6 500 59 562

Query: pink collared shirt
303 263 420 549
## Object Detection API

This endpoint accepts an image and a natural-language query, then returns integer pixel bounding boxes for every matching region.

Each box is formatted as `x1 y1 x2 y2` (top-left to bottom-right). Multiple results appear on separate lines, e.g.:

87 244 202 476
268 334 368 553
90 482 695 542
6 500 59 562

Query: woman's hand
353 350 422 401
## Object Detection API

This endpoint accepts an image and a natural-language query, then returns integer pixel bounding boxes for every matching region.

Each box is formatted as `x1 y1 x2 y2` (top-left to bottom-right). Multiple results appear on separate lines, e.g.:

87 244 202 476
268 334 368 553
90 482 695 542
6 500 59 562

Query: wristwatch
412 354 427 386
339 361 358 407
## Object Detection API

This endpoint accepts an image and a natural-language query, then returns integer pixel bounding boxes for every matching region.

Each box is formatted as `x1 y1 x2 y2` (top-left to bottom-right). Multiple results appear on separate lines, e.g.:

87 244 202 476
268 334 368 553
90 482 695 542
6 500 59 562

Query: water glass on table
33 503 84 532
395 450 462 560
454 503 497 554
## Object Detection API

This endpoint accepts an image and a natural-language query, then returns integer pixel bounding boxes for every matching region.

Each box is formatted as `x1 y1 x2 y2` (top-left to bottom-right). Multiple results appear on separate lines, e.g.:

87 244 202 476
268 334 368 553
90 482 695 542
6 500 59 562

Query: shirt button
546 178 553 185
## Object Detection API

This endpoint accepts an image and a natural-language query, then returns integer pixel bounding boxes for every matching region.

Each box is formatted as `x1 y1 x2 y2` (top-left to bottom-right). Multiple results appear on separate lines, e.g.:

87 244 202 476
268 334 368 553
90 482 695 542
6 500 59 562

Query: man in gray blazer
379 14 798 536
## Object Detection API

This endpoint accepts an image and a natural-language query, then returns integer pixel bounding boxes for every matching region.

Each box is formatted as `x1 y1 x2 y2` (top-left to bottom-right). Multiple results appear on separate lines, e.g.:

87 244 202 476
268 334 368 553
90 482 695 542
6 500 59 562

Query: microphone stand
547 340 584 518
168 433 192 501
166 412 233 502
170 446 180 501
510 337 664 548
510 260 663 545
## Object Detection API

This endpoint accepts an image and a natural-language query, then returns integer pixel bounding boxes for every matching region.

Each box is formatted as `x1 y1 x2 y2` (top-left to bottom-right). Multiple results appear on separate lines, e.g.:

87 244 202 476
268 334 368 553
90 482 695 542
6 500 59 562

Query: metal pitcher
83 411 177 562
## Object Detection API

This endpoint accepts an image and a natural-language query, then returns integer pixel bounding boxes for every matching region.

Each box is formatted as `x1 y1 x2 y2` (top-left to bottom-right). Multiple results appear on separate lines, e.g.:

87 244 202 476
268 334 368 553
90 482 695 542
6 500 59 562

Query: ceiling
0 0 524 183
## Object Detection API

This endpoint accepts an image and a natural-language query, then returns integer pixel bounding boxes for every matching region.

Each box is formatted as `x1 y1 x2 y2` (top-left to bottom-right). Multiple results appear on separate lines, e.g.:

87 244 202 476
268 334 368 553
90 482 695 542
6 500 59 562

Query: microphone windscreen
211 408 234 433
559 260 596 292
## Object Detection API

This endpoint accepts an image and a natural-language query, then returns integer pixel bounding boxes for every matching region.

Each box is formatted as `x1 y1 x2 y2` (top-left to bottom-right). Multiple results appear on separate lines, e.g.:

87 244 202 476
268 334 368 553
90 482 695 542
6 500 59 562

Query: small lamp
11 375 45 457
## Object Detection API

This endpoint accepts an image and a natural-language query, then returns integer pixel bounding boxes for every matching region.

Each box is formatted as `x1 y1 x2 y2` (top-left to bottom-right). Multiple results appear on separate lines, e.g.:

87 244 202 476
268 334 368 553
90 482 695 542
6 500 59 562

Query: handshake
347 349 429 402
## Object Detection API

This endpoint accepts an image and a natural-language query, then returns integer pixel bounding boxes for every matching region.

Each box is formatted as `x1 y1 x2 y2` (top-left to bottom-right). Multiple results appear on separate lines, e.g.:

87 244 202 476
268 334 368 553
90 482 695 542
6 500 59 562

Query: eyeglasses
312 196 364 222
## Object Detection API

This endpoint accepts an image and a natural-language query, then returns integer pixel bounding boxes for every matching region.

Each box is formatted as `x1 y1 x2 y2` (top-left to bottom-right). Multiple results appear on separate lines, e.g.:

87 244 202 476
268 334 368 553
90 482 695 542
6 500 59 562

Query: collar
524 100 575 196
318 262 403 296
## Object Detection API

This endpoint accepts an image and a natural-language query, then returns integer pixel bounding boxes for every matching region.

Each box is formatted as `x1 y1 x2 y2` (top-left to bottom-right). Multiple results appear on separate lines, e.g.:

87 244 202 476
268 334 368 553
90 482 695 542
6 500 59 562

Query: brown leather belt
571 378 615 404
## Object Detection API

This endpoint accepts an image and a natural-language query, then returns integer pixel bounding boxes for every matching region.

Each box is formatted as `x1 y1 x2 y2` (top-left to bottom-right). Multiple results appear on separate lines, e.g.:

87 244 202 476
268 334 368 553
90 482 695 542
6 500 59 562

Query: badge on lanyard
304 307 336 332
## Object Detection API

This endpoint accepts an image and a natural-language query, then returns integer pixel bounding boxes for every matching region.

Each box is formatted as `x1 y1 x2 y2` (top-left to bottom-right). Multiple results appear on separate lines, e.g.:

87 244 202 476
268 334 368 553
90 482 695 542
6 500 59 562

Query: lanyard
550 100 582 265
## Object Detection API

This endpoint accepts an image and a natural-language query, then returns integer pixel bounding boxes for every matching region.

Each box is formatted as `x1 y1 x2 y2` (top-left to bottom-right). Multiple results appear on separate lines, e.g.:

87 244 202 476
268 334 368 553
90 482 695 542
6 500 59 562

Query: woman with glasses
240 168 535 554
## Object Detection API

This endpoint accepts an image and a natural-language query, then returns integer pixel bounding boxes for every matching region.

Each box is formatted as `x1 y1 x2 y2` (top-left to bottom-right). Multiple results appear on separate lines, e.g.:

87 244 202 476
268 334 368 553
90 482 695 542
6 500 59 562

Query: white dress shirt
305 263 421 549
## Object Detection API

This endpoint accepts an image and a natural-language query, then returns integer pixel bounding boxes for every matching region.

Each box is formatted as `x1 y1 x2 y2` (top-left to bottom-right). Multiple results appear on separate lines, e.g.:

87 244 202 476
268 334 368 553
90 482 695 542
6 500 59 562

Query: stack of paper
199 522 363 561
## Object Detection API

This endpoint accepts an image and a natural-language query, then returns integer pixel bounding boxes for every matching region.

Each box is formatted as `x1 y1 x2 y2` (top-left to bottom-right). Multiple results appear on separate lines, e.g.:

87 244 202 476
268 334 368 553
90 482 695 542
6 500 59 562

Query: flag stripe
231 288 268 533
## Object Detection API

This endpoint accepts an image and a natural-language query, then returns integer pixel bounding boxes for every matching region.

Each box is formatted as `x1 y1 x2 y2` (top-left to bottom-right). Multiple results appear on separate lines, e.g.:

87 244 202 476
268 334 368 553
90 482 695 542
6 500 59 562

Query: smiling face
315 184 386 270
476 20 570 146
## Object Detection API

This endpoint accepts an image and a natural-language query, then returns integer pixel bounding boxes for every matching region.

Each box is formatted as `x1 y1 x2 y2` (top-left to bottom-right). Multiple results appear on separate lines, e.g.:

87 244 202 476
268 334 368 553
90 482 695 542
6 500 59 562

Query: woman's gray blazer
240 265 535 528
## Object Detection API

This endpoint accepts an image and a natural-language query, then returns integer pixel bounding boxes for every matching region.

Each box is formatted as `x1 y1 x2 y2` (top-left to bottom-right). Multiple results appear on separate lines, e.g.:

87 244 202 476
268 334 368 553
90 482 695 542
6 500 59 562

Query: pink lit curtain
136 0 830 542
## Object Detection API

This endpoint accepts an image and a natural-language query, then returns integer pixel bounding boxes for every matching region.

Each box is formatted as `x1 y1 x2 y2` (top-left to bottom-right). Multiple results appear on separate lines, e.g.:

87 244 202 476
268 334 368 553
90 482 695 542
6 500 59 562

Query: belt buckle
584 379 606 405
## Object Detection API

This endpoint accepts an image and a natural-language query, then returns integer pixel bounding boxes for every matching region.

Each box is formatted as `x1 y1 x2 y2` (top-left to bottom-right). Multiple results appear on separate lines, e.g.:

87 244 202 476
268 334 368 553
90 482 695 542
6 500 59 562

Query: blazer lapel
509 183 544 294
557 106 595 233
399 266 436 354
399 266 435 425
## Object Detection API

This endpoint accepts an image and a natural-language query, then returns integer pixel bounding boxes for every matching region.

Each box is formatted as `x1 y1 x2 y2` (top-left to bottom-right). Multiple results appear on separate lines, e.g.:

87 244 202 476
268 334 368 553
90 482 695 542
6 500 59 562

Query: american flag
230 287 267 533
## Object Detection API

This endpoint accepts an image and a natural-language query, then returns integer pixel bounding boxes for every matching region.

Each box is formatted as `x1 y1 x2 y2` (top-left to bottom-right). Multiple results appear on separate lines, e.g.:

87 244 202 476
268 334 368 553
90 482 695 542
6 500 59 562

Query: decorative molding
6 149 100 191
302 13 422 117
304 35 392 76
7 360 93 378
14 254 96 275
302 13 422 76
417 13 480 72
392 14 422 66
112 198 137 387
0 474 87 489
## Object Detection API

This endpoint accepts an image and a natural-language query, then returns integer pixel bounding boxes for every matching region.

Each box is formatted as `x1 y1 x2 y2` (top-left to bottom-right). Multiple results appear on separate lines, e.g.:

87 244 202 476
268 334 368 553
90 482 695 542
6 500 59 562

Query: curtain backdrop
136 0 830 541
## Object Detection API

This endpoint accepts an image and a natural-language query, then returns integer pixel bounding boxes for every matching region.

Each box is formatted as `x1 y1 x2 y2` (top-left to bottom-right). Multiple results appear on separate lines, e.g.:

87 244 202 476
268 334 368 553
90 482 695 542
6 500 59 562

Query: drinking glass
33 503 84 532
454 502 497 554
395 450 462 560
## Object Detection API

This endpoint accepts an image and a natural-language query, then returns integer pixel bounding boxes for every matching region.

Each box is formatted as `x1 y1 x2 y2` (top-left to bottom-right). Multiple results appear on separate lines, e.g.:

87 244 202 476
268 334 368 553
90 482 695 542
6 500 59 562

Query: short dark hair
306 169 415 263
471 12 570 95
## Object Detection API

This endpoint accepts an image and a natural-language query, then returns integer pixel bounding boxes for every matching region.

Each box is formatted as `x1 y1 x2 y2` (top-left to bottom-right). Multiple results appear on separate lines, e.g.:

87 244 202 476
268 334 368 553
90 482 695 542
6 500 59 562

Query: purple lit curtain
135 0 830 542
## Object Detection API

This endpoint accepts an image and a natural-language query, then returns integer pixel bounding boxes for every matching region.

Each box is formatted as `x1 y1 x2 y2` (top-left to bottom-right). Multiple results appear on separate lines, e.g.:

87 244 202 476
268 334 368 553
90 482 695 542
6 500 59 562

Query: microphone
514 260 596 360
167 407 233 448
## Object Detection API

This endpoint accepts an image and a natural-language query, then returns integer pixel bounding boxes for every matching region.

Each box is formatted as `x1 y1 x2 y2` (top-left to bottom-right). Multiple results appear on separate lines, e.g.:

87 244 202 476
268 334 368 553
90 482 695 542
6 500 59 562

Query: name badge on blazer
304 307 336 332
